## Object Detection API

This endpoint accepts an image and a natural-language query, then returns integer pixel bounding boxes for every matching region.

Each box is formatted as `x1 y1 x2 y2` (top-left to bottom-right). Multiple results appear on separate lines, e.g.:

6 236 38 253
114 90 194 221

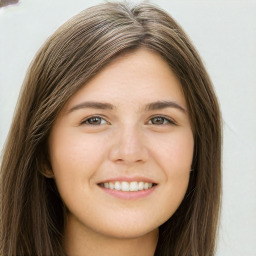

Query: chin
99 226 158 240
91 215 161 240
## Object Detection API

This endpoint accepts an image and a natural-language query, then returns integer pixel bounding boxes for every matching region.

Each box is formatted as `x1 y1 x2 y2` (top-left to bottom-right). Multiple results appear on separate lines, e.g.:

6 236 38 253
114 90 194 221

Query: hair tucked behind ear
0 2 221 255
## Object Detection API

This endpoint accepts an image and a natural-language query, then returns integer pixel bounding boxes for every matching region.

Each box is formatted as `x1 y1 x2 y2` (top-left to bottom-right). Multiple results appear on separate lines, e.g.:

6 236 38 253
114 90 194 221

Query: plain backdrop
0 0 256 255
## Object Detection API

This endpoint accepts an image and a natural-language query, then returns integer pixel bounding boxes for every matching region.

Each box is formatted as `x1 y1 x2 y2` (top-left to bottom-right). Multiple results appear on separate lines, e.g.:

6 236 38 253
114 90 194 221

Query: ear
39 162 55 178
42 169 55 178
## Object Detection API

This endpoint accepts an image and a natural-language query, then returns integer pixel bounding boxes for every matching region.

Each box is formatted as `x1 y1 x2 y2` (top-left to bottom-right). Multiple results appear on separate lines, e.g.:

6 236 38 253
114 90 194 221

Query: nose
108 125 149 164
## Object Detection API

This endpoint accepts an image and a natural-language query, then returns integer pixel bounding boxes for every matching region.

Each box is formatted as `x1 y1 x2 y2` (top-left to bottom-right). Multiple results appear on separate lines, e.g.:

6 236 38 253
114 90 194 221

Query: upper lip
97 176 157 184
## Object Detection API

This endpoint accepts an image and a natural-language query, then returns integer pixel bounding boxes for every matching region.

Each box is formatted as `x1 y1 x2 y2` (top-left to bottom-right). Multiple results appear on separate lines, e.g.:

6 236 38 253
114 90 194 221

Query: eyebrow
67 102 114 113
67 100 186 114
145 101 186 113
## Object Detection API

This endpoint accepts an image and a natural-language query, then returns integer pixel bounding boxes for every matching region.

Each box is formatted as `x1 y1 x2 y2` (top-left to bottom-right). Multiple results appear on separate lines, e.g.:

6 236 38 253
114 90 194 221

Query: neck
63 215 158 256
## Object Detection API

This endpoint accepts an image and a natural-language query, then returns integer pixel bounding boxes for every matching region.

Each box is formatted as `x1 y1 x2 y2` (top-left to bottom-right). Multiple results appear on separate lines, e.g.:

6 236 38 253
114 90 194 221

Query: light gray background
0 0 256 255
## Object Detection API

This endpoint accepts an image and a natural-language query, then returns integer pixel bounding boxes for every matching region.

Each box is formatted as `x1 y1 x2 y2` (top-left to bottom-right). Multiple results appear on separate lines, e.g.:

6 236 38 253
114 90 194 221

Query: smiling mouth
98 181 157 192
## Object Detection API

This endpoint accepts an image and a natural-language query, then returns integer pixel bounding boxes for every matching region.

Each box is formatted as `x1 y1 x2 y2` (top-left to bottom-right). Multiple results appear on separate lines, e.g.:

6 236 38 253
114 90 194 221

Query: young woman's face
49 48 194 240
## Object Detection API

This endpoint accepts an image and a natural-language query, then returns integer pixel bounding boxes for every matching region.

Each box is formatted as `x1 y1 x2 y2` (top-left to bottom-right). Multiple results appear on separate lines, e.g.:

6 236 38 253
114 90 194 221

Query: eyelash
80 115 176 126
148 115 176 126
81 115 109 126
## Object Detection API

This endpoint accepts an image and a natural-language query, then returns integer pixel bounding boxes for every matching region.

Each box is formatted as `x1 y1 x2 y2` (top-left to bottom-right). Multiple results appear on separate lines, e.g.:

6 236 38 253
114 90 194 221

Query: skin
48 48 194 256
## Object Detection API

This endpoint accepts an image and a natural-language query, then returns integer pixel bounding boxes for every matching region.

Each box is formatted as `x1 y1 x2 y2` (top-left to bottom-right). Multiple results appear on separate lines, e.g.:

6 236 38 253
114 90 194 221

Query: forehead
64 48 187 111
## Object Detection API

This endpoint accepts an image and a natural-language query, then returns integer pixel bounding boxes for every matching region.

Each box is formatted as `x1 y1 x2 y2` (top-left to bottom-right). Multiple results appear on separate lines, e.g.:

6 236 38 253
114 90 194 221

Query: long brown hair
0 2 221 255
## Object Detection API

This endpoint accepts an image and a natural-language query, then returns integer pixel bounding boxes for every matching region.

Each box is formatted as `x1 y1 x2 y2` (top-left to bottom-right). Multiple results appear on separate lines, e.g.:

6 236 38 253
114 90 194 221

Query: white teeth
130 181 138 191
100 181 154 192
138 181 144 191
109 182 114 189
121 181 130 191
115 181 121 190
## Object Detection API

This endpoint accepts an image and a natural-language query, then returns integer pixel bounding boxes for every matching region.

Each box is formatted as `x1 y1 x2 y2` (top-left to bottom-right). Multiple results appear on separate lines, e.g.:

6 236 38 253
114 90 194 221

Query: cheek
153 128 194 175
48 129 108 197
152 130 193 221
48 130 109 210
50 130 103 172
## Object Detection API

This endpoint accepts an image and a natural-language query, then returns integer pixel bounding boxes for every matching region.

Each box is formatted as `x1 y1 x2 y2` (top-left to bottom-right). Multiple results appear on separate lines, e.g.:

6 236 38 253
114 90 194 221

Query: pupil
153 117 163 124
90 117 100 124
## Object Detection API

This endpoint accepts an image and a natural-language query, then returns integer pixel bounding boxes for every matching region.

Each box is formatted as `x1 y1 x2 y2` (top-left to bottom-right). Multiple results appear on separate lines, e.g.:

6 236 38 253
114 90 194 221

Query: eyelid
79 114 176 126
147 115 177 125
80 115 110 125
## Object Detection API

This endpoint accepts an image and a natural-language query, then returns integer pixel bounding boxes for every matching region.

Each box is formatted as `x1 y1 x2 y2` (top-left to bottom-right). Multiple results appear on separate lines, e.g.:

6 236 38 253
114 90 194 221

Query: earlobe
39 164 55 178
39 154 55 178
42 169 55 178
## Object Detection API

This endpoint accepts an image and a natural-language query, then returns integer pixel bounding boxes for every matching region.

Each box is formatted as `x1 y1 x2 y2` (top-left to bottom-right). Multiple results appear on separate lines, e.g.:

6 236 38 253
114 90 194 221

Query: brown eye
82 116 108 125
149 116 174 125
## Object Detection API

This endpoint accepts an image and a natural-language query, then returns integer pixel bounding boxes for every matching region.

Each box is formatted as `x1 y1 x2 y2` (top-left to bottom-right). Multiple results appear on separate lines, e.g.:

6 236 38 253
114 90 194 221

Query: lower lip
98 185 157 200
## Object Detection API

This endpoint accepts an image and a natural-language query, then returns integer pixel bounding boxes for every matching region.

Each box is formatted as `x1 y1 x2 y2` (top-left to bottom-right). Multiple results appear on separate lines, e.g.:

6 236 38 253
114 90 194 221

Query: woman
0 1 221 255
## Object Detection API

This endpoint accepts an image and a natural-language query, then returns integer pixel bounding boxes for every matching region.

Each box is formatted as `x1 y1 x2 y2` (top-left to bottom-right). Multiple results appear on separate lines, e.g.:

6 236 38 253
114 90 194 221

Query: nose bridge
109 123 148 164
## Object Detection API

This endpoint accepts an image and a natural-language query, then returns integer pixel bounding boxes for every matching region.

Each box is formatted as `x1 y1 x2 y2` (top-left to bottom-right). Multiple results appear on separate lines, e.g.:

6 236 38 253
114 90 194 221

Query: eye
148 116 176 125
81 116 108 126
